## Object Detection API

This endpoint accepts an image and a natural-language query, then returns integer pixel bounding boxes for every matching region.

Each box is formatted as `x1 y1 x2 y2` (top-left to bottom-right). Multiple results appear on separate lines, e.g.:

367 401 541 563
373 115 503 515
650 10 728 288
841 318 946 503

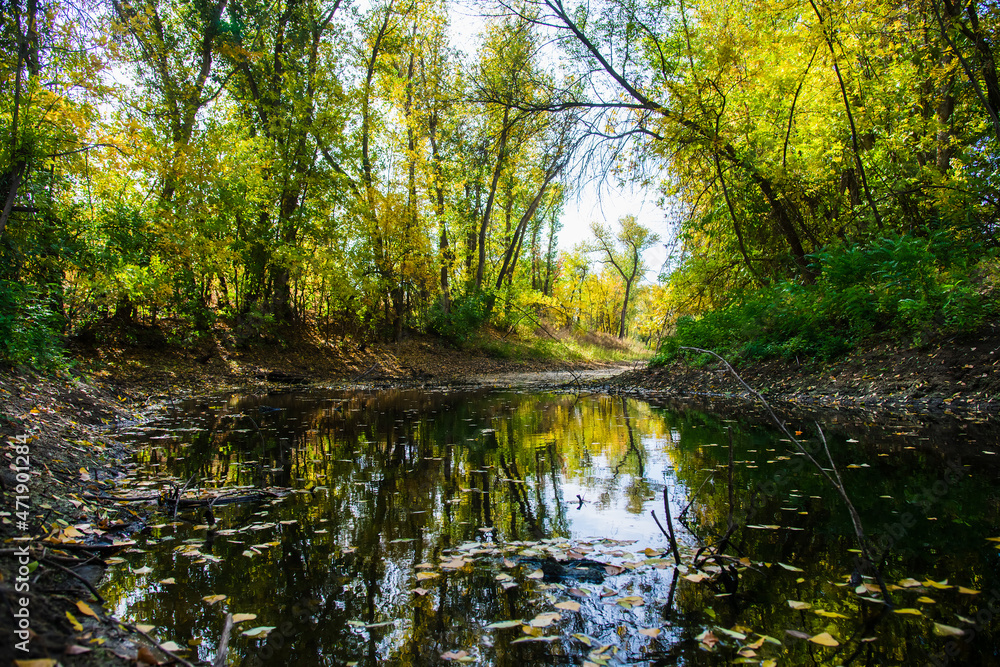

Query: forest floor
2 321 999 665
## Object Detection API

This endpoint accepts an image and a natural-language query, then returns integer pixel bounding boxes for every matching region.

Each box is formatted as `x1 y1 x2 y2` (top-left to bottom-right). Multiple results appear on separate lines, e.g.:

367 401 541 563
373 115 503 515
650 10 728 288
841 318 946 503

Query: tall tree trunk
476 107 511 290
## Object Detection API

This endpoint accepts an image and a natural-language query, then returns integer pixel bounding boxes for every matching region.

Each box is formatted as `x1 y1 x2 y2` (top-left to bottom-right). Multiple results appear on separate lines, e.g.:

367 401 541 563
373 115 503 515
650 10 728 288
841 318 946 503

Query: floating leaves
202 594 227 605
554 600 581 612
933 623 965 637
529 612 561 628
808 632 840 647
231 613 257 623
242 626 276 638
787 600 811 610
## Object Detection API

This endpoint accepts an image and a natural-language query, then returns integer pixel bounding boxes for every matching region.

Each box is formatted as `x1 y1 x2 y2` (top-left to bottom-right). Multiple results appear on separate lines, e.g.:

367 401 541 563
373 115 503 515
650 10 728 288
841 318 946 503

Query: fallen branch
679 346 893 604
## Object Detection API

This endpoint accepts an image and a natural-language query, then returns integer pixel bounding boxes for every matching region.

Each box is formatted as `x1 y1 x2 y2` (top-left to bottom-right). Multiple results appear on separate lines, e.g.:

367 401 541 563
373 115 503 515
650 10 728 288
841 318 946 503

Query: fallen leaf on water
526 568 544 580
159 578 175 585
923 579 952 590
242 626 276 638
159 641 183 651
616 595 645 609
814 609 849 619
809 632 840 647
933 623 965 638
510 636 557 644
416 572 440 581
715 627 746 640
893 608 923 615
76 601 99 619
231 614 257 623
529 612 561 628
897 578 921 588
440 650 471 661
917 596 936 604
66 610 83 631
135 623 156 633
778 562 804 572
412 587 430 596
486 620 523 629
683 572 708 583
638 627 661 638
14 660 59 667
555 601 581 612
134 566 153 575
787 600 811 610
572 633 594 646
696 629 719 648
785 629 811 640
958 586 980 595
202 594 227 605
568 587 590 597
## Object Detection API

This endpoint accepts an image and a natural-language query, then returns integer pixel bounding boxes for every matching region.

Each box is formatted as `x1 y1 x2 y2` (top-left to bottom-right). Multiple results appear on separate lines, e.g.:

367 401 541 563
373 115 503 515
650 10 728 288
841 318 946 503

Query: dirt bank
600 325 1000 415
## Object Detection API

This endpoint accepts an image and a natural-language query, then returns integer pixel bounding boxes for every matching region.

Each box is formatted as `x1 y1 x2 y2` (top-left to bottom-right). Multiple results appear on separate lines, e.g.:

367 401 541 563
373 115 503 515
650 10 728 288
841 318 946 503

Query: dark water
100 387 1000 666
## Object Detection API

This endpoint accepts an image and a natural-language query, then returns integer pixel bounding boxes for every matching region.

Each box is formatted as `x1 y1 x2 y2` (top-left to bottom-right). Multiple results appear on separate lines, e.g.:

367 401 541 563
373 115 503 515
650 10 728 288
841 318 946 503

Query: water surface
101 387 1000 666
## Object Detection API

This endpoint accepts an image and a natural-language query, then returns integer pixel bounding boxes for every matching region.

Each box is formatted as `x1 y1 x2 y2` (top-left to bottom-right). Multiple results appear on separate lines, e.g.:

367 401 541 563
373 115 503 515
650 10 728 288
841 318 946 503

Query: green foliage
0 281 68 370
652 233 996 366
427 289 494 346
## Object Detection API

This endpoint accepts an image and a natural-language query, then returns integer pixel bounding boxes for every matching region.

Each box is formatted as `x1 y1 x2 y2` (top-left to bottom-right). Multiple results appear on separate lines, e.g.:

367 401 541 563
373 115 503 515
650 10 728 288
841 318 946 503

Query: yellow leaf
66 610 83 631
554 601 581 612
232 613 257 623
638 627 661 637
958 586 980 595
787 600 811 610
893 608 923 616
76 601 99 619
14 660 58 667
809 632 840 647
202 594 227 605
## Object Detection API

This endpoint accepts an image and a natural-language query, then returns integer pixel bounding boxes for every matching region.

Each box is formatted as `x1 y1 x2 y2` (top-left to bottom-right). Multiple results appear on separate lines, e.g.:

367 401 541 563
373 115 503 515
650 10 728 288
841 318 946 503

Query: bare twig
651 487 682 566
679 346 892 604
39 556 105 604
678 472 714 519
214 613 234 667
172 475 197 520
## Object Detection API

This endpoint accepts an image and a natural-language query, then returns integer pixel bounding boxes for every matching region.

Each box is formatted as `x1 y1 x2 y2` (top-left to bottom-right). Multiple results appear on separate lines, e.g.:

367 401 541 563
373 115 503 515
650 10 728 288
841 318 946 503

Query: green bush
426 289 493 345
0 280 68 370
652 231 996 367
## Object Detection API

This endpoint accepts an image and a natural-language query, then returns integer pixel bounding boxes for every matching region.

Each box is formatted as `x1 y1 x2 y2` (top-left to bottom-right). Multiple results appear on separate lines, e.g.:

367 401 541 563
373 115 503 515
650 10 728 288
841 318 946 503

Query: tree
589 215 659 338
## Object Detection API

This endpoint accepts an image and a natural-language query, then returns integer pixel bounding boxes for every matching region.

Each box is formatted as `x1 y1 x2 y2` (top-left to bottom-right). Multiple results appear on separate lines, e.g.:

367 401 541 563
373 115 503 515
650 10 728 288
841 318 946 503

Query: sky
448 1 675 285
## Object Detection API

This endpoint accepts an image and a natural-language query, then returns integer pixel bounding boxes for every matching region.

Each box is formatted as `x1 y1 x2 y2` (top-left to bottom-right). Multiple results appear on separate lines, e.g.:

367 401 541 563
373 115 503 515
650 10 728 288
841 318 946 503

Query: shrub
652 231 996 367
0 280 68 370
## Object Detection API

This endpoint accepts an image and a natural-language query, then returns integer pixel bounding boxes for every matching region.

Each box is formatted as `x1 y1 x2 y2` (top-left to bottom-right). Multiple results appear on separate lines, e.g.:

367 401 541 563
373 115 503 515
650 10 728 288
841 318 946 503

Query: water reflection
101 389 1000 666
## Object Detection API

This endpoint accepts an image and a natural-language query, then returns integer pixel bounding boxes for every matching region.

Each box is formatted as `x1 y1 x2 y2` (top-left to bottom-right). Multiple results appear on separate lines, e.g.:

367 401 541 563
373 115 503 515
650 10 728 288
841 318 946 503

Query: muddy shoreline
3 331 998 665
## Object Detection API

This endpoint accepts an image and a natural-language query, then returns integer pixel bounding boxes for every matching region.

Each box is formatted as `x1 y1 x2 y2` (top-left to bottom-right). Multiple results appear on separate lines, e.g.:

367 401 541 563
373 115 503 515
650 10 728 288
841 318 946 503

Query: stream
99 379 1000 666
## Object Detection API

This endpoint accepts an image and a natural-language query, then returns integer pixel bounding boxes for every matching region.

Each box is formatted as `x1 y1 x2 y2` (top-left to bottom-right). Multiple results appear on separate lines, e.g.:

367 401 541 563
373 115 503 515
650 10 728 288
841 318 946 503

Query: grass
471 324 653 363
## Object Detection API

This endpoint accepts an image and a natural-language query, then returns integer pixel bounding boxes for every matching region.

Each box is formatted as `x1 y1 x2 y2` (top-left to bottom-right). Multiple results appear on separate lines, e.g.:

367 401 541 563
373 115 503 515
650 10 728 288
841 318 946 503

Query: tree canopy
1 0 997 367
